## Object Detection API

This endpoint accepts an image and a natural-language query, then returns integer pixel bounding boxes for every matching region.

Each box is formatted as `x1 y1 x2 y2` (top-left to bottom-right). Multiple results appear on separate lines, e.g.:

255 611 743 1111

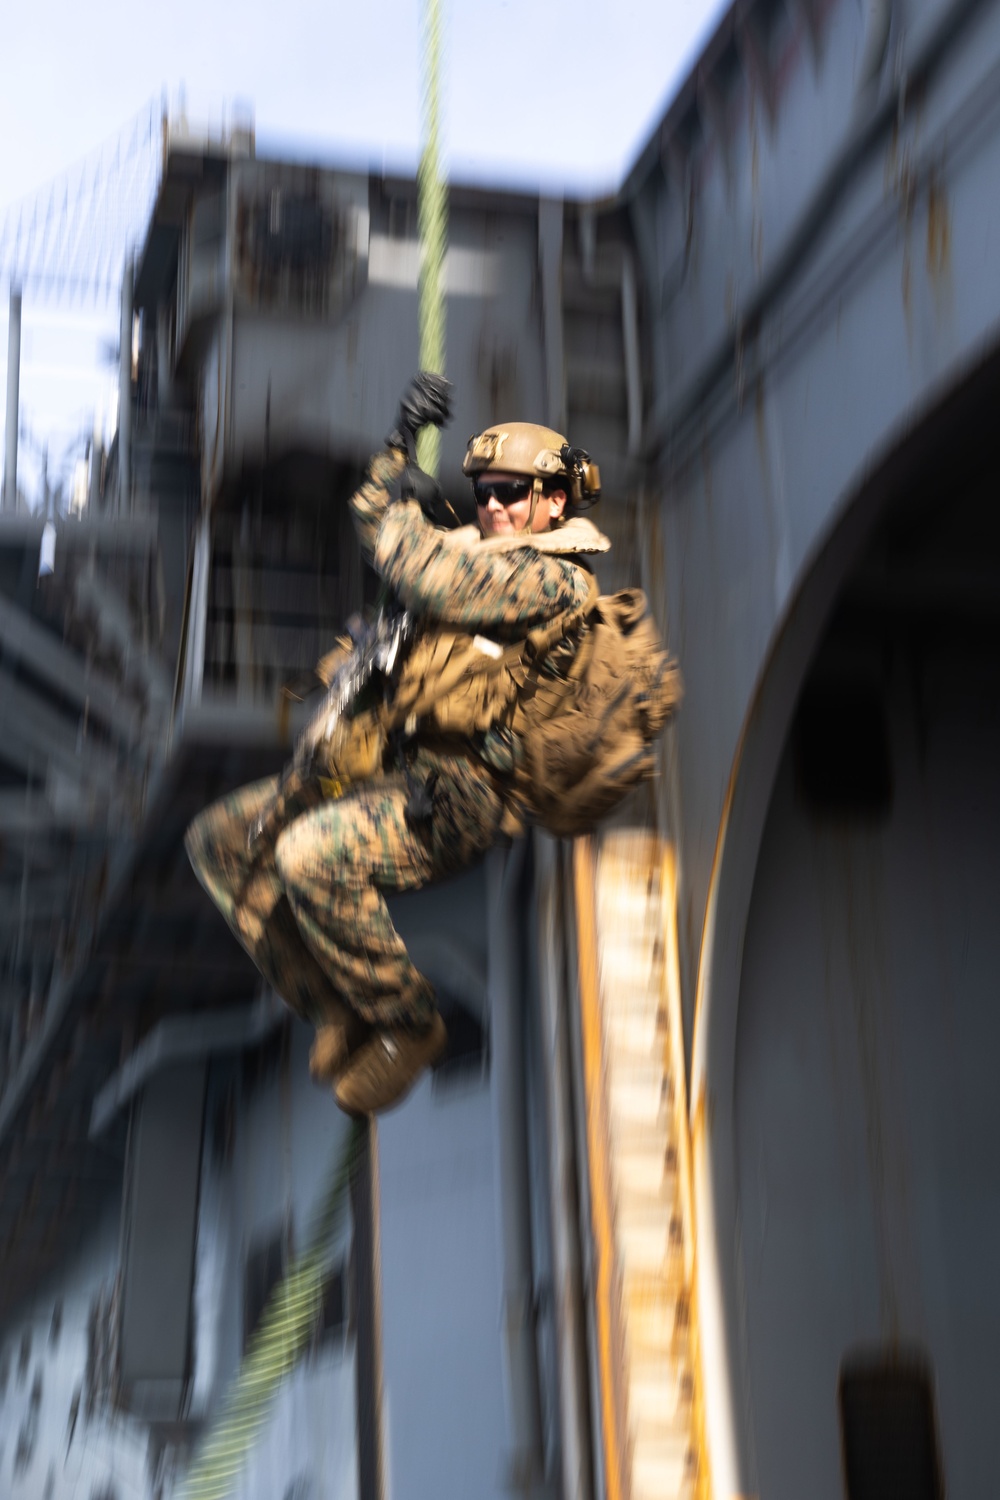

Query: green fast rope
416 0 447 480
180 1121 365 1500
181 11 447 1495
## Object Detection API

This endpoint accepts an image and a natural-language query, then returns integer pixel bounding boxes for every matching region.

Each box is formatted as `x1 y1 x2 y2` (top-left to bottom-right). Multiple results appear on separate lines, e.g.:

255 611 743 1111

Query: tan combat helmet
463 422 601 526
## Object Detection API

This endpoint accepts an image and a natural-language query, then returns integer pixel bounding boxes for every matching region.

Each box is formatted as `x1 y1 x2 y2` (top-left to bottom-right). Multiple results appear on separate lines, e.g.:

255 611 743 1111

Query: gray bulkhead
623 0 1000 1488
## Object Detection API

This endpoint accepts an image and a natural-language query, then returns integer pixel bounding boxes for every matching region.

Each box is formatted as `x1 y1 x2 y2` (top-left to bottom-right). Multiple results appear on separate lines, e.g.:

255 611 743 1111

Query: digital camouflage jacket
347 445 612 782
349 446 610 636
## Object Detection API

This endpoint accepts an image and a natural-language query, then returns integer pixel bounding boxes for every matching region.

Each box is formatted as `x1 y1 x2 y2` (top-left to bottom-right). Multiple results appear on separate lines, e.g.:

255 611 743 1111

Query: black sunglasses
473 478 534 507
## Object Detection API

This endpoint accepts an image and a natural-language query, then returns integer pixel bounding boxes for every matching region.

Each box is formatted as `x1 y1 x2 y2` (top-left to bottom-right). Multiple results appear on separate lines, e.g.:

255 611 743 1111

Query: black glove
396 462 463 529
386 371 453 456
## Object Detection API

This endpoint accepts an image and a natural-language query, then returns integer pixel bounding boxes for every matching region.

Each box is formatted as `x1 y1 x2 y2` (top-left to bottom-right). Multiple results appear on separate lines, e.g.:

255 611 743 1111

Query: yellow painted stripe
574 835 626 1500
660 846 711 1500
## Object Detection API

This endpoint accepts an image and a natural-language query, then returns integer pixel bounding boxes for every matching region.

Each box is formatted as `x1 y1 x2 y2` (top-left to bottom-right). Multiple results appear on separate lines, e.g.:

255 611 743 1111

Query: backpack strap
502 569 600 676
530 570 599 656
506 573 601 740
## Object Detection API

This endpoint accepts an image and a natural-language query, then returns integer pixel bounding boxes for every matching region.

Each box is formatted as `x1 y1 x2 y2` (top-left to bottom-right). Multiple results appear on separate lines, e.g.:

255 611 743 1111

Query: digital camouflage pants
184 749 505 1029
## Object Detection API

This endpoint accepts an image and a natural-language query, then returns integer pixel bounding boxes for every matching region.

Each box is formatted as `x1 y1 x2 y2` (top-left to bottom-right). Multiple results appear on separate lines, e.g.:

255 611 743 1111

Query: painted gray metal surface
378 1054 508 1500
632 0 1000 980
617 0 1000 1487
136 146 638 512
377 868 513 1500
486 841 547 1489
90 991 284 1138
188 1023 361 1500
736 659 1000 1497
119 1059 207 1418
195 199 552 504
0 1026 364 1500
0 1192 153 1498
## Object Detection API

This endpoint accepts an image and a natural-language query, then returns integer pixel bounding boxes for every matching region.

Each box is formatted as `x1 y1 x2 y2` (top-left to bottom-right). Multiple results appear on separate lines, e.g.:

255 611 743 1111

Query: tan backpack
507 588 681 836
379 580 682 838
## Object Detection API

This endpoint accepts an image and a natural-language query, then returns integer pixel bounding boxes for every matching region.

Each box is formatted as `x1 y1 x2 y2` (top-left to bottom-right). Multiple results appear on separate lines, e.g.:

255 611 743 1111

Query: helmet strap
526 477 543 531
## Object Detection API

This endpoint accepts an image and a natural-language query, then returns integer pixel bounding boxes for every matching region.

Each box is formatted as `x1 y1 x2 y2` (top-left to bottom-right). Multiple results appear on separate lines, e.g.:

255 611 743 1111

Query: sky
0 0 729 505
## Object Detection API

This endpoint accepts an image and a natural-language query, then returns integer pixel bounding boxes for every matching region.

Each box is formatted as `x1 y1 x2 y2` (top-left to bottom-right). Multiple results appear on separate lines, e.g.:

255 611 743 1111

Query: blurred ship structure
2 0 1000 1493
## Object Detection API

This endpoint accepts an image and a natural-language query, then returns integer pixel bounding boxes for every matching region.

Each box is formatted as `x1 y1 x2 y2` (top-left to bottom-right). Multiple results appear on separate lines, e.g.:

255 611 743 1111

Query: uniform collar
439 514 612 556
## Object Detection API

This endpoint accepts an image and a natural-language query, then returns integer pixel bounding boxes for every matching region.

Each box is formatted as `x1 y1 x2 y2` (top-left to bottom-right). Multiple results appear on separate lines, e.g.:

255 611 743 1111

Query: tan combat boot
334 1014 447 1117
309 1008 369 1087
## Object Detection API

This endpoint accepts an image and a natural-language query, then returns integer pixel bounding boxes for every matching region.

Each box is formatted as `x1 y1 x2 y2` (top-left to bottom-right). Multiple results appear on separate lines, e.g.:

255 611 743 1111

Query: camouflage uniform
186 446 602 1029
